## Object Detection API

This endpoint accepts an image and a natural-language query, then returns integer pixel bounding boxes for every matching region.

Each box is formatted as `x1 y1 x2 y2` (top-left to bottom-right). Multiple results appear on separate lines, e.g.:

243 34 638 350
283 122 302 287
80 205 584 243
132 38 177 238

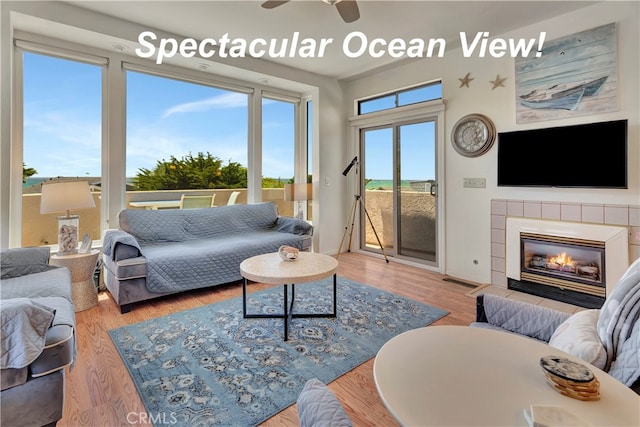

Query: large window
21 51 103 247
12 39 312 248
126 70 249 206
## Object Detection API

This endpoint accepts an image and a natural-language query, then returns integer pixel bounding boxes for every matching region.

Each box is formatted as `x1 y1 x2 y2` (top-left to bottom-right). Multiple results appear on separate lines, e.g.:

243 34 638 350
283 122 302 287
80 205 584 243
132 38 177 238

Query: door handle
430 183 437 197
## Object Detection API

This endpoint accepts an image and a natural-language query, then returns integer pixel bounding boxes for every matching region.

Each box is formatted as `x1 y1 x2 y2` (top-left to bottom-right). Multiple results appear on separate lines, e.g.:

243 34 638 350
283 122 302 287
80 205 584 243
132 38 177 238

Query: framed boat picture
515 23 617 124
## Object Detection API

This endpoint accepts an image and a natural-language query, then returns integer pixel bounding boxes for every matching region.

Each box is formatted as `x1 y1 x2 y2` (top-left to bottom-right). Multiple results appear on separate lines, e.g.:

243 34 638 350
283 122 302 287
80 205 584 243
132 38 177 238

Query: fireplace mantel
506 218 628 297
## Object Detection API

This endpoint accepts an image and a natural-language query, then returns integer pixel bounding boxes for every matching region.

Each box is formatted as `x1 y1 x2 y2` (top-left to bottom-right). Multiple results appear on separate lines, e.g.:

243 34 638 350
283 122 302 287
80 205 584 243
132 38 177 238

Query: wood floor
59 252 477 426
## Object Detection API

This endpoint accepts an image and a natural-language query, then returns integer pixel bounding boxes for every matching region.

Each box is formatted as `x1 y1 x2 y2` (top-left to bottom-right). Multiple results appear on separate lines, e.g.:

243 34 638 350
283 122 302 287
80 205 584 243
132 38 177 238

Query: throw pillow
549 309 606 369
297 378 352 427
0 247 52 279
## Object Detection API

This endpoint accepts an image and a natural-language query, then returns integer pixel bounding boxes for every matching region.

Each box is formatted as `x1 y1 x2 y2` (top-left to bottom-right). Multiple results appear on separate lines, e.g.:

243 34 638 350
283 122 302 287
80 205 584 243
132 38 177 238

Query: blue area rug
108 277 448 426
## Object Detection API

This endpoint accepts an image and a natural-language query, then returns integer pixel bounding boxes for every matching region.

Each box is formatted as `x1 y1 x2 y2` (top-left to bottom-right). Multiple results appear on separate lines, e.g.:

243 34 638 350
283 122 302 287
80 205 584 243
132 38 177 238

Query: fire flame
549 252 574 267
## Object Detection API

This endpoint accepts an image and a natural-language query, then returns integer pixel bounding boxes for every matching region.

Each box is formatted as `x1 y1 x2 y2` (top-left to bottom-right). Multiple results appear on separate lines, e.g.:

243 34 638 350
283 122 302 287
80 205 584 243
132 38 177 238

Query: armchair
0 247 77 427
471 257 640 394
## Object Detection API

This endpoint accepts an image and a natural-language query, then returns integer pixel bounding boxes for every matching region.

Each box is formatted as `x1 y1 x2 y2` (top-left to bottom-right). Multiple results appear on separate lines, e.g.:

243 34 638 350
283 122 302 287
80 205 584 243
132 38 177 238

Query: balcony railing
23 188 434 251
21 188 298 247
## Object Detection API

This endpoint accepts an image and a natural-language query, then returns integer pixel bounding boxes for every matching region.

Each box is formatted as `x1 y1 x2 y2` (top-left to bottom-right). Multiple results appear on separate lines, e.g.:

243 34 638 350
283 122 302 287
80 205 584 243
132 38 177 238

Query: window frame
12 41 108 248
9 35 311 248
356 80 443 116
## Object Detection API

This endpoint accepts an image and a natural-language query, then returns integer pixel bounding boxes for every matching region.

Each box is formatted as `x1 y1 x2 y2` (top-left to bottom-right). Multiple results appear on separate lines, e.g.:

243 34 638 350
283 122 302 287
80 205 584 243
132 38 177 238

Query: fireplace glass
521 235 605 288
509 233 607 308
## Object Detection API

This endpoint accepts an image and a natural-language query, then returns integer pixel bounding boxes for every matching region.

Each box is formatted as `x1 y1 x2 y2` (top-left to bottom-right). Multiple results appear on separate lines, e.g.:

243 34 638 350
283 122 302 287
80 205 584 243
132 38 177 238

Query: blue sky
23 51 435 182
23 52 295 180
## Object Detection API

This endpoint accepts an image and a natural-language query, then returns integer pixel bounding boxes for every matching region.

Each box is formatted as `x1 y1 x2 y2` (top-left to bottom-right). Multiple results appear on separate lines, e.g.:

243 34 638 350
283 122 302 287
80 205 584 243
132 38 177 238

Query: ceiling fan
261 0 360 23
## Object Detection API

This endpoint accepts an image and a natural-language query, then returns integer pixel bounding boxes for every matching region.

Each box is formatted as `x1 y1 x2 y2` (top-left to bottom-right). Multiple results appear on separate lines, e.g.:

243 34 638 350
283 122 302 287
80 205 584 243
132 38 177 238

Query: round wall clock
451 113 496 157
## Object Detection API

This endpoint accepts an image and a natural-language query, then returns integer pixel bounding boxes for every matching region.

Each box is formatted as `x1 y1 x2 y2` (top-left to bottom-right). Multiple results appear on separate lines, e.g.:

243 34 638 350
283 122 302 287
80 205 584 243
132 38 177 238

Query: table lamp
40 181 96 255
284 183 312 219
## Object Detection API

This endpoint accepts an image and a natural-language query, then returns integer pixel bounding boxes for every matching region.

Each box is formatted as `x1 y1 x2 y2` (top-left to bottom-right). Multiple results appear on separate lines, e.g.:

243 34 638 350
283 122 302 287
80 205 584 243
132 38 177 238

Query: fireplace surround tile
491 256 505 273
582 204 605 224
491 199 507 216
523 201 542 218
560 203 582 222
604 205 629 225
491 270 508 288
507 200 524 217
541 202 561 220
491 214 505 230
491 228 505 244
491 242 505 258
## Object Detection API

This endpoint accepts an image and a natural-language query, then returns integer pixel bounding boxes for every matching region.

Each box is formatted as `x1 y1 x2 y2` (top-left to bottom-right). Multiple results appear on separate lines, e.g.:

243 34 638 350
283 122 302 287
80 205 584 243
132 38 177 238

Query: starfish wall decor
458 72 473 88
490 74 507 90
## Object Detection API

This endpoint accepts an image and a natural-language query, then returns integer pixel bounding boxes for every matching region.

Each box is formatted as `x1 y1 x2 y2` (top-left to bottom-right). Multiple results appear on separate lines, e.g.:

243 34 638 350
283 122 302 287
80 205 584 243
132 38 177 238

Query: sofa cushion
549 309 606 369
141 230 306 293
297 378 352 427
0 268 72 301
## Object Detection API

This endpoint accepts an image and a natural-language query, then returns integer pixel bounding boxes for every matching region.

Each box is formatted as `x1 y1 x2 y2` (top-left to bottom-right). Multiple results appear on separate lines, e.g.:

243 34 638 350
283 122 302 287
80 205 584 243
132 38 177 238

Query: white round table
374 325 640 426
239 252 338 341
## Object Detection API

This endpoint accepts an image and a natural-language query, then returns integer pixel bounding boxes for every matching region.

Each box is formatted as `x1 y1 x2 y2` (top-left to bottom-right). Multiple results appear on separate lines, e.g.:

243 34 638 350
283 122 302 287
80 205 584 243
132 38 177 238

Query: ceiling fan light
322 0 342 5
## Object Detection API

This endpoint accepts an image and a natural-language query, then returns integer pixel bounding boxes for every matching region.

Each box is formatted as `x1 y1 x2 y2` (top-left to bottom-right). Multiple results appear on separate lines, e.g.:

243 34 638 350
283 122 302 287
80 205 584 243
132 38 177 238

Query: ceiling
51 1 596 80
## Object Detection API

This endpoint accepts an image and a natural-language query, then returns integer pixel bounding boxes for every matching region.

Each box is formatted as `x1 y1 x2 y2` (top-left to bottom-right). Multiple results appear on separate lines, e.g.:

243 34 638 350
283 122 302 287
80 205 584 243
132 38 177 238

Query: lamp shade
284 183 312 202
40 181 96 215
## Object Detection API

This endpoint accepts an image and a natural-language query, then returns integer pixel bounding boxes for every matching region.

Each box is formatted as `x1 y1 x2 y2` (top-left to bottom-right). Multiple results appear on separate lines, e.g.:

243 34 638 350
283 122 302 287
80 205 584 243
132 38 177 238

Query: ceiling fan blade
261 0 290 9
336 0 360 23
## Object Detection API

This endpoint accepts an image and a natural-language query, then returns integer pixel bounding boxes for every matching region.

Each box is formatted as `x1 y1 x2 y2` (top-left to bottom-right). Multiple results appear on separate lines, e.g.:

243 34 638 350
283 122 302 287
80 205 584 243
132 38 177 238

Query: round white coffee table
239 252 338 341
374 325 640 426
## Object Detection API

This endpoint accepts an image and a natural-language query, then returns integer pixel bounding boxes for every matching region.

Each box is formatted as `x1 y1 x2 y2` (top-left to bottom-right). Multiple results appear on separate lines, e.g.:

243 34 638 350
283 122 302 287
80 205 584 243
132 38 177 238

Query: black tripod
338 194 389 262
338 156 389 263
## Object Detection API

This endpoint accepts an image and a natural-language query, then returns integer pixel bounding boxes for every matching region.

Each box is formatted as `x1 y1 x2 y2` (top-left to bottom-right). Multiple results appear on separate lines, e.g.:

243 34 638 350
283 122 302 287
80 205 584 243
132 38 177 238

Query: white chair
179 194 215 209
227 191 241 205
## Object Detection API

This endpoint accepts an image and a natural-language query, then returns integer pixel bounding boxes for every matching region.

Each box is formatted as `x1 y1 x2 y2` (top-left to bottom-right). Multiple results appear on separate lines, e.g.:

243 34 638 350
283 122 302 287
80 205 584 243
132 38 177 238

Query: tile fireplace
506 218 628 308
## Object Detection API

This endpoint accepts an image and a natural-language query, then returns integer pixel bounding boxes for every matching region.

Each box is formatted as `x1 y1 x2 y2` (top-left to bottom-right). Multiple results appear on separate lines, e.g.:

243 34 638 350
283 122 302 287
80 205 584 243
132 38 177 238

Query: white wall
343 2 639 284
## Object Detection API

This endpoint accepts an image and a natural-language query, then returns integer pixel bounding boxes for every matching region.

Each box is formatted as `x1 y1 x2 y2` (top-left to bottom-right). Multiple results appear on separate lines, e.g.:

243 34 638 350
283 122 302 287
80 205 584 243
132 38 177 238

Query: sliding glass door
361 119 438 264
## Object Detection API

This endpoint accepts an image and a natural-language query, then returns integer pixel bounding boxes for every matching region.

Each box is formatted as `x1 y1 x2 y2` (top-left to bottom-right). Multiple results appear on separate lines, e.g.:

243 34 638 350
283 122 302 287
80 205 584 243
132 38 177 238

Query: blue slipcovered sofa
102 202 313 313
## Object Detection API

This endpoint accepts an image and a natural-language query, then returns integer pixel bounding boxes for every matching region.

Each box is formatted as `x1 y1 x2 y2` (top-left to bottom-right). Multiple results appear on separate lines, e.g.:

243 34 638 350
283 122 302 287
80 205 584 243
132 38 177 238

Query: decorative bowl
278 245 299 261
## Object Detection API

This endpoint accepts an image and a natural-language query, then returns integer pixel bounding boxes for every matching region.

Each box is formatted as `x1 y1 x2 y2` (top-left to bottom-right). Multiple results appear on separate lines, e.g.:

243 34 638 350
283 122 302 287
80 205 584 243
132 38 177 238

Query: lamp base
57 215 79 256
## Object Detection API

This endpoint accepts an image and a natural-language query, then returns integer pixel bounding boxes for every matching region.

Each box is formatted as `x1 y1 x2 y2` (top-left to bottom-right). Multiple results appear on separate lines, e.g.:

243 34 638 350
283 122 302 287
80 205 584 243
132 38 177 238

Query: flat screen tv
497 119 628 188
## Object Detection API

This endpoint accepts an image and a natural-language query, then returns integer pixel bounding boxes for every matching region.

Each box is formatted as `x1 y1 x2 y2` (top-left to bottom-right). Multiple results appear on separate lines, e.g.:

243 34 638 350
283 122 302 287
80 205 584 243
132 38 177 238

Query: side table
50 249 100 312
